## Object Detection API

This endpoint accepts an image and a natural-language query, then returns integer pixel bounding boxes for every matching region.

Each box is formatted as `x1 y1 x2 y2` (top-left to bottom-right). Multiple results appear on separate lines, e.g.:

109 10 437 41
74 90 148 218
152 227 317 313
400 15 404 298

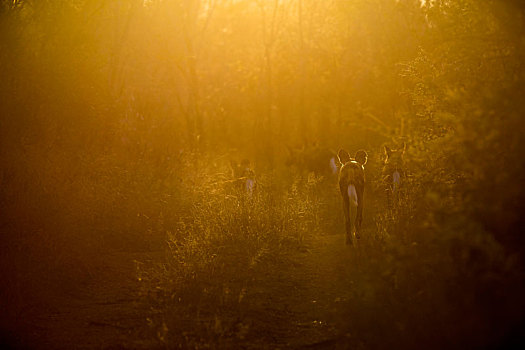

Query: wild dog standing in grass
230 159 256 197
286 142 338 177
338 149 368 244
383 143 406 208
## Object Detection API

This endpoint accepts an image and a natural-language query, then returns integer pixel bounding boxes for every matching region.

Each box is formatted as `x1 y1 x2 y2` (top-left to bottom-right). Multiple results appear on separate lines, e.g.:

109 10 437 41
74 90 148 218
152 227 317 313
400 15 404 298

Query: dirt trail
238 232 365 349
15 231 370 349
19 251 163 350
287 233 361 348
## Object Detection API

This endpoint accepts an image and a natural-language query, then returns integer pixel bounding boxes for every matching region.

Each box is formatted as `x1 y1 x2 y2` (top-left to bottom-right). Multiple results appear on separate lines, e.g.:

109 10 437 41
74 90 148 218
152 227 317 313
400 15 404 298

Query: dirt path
21 251 163 350
14 228 375 349
235 232 369 349
285 233 361 348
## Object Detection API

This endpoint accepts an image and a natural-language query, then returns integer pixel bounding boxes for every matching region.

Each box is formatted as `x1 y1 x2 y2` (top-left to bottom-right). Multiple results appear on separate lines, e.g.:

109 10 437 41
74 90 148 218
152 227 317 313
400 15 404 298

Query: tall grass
137 164 330 347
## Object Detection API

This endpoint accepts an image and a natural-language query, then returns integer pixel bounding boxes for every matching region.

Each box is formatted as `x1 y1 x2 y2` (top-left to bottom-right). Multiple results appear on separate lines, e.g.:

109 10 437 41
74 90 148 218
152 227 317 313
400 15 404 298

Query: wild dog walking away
383 143 405 207
286 143 338 176
338 149 368 245
230 159 257 197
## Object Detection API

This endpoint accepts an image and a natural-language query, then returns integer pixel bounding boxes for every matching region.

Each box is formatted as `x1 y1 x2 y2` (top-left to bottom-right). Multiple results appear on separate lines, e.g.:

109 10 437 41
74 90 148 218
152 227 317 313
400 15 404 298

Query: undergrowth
138 167 328 348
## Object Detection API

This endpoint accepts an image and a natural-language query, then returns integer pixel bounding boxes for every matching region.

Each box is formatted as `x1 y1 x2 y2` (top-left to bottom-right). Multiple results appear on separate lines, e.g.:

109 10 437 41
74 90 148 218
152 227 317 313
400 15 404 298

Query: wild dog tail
392 170 401 193
329 156 338 174
246 178 255 197
347 184 358 207
347 184 358 235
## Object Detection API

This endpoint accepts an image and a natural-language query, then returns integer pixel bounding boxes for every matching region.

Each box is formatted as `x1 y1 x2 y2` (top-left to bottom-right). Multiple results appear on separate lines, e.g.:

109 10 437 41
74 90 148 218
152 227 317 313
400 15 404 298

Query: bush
138 167 326 347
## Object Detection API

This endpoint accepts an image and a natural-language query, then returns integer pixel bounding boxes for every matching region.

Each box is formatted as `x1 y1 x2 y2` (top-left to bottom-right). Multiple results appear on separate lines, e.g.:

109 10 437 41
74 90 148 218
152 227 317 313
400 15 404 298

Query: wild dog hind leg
340 188 352 245
355 186 364 239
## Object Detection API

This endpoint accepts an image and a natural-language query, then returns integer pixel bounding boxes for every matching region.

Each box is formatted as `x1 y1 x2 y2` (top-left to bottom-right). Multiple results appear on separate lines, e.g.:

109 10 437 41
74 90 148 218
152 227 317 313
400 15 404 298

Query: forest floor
9 229 374 349
231 231 366 349
9 250 162 349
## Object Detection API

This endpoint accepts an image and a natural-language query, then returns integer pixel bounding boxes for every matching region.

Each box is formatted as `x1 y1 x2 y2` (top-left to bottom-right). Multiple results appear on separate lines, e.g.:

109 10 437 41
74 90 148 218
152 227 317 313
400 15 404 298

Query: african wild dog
338 149 368 245
383 143 406 207
286 143 338 176
230 159 256 197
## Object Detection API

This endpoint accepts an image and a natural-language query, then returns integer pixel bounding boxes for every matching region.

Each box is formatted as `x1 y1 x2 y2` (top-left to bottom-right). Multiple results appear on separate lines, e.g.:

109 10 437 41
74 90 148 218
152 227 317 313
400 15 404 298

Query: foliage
138 167 326 347
1 0 524 348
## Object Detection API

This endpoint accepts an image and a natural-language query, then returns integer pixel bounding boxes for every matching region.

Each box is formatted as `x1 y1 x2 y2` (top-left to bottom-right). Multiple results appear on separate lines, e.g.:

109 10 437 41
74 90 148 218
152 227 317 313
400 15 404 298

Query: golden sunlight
1 0 525 348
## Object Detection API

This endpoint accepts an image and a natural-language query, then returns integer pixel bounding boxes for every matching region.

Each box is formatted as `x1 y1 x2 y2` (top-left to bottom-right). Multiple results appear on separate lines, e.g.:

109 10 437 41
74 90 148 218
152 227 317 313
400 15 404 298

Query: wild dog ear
337 149 351 165
384 145 392 157
355 149 368 166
